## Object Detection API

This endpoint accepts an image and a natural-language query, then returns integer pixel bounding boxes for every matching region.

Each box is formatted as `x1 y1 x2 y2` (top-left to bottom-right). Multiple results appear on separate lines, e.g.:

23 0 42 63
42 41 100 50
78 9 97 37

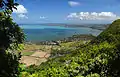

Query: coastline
25 34 96 45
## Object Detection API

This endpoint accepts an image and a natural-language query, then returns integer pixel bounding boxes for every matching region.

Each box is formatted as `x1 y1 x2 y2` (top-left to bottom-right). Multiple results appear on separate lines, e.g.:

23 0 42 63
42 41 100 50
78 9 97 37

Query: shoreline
25 34 96 45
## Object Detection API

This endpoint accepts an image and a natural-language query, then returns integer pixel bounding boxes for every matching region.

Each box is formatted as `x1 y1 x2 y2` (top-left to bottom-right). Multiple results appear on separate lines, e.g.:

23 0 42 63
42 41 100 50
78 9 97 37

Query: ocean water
20 25 101 42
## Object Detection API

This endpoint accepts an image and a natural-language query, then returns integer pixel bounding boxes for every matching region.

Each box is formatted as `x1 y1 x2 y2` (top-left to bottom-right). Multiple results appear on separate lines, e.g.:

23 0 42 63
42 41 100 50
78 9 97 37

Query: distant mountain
19 23 109 30
40 23 109 30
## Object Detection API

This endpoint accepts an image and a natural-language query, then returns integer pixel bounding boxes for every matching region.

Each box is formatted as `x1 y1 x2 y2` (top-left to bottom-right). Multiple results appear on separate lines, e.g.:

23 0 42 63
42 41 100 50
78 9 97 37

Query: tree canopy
0 0 19 15
0 0 25 51
0 0 25 77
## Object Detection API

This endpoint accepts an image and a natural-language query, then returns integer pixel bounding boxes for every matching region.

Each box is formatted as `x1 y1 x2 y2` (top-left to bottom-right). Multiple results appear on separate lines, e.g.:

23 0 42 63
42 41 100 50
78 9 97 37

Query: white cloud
18 14 28 19
68 1 80 7
67 12 120 20
39 16 46 19
13 5 28 19
13 5 27 14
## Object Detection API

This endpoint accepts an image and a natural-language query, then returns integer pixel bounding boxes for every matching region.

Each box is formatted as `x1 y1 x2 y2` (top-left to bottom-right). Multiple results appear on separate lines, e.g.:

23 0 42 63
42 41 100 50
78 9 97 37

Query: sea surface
20 25 102 42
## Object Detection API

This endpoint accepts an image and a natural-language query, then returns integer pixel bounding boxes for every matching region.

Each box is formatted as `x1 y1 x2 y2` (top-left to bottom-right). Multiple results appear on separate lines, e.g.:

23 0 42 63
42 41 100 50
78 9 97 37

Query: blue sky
12 0 120 24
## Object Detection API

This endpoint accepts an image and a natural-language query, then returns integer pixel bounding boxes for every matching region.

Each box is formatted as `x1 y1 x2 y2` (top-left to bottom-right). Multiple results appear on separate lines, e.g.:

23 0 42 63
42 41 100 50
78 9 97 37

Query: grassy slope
21 51 35 56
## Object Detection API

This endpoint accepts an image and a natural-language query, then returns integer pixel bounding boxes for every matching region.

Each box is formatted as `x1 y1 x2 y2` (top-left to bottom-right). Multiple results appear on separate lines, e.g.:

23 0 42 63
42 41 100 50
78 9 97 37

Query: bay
20 25 101 42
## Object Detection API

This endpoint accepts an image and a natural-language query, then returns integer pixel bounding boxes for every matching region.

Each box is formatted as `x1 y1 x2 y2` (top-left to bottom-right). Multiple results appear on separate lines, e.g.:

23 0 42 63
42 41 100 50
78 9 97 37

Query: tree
0 0 19 15
0 0 25 77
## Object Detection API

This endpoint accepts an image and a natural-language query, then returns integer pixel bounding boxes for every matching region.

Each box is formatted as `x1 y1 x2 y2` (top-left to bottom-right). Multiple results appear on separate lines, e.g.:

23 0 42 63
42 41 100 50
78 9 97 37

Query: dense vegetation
19 19 120 77
61 34 96 43
0 0 25 77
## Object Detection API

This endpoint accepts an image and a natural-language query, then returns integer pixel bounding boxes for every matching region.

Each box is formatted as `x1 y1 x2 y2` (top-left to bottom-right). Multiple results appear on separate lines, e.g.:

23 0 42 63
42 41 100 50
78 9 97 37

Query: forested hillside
19 19 120 77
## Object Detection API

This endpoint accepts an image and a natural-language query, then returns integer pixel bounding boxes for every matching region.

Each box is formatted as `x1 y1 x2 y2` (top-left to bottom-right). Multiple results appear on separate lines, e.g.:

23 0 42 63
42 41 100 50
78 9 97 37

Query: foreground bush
0 0 25 77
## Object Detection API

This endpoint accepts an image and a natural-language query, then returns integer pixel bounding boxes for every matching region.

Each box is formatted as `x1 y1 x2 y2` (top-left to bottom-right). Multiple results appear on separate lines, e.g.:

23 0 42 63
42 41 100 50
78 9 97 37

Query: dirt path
20 51 51 66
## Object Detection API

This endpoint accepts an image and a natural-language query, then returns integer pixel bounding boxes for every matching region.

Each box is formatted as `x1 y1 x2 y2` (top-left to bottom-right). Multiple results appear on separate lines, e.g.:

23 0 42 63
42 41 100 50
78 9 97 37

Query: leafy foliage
0 15 25 50
0 0 19 15
0 0 25 77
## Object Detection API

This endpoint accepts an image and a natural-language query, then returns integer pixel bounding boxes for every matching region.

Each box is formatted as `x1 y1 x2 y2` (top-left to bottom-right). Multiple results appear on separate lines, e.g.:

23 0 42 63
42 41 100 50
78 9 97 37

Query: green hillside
94 19 120 43
19 19 120 77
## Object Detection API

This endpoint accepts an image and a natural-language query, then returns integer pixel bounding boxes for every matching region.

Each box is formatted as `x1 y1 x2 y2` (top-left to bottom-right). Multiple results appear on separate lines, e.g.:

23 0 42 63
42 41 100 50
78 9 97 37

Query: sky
12 0 120 24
